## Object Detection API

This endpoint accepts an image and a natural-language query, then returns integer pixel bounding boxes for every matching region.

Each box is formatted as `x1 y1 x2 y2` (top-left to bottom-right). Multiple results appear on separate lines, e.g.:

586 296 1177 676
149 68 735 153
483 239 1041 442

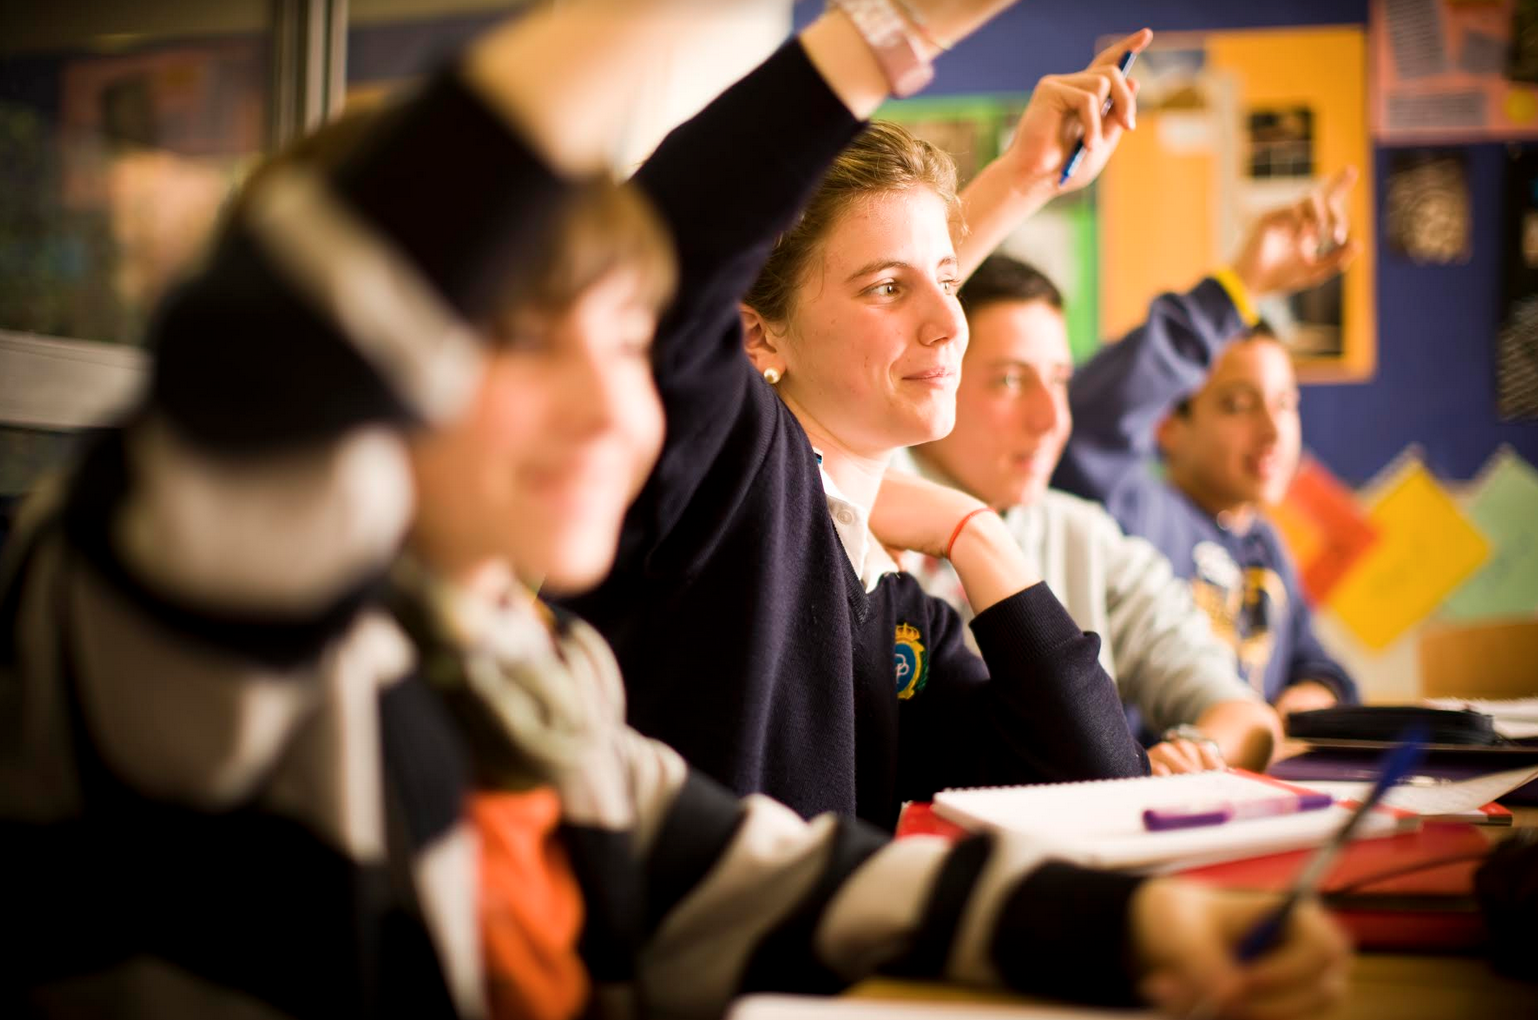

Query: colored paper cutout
1327 457 1490 650
1441 447 1538 620
1267 456 1380 606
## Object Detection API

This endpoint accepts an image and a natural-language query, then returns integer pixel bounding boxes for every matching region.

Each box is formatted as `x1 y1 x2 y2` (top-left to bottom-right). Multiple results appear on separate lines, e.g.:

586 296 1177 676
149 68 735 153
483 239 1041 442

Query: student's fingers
1230 965 1350 1020
1147 741 1201 774
1320 166 1358 245
1304 190 1333 260
1053 71 1113 112
1090 27 1153 69
1306 188 1344 254
1131 884 1250 1016
1298 237 1361 287
1221 907 1351 1020
1090 63 1137 130
1150 760 1172 777
1191 739 1227 772
1240 904 1352 994
1138 967 1211 1018
1062 66 1132 128
1238 956 1351 1019
1167 740 1205 773
1055 68 1129 139
1055 81 1105 150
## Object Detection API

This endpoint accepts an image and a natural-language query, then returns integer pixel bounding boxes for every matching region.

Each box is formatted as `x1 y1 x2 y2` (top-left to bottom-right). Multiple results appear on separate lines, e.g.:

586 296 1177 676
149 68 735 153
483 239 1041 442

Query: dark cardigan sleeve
620 40 863 567
898 583 1150 801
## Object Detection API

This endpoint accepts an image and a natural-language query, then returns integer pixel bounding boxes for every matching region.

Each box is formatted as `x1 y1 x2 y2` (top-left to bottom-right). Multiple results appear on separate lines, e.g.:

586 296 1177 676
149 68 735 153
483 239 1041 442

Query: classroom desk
851 954 1538 1019
849 807 1538 1018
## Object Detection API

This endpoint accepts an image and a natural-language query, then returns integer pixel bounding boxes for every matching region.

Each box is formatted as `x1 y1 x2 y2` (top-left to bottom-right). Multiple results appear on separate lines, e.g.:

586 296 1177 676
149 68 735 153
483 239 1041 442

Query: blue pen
1232 727 1429 963
1058 48 1138 187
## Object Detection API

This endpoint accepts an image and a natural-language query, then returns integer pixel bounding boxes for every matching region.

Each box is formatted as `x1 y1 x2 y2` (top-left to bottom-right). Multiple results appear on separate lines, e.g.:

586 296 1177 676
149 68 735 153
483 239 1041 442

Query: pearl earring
763 367 782 385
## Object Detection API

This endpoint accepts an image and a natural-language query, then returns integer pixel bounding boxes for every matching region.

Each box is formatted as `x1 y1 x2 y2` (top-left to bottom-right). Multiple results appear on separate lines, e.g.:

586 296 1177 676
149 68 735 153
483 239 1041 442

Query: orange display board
1098 27 1376 383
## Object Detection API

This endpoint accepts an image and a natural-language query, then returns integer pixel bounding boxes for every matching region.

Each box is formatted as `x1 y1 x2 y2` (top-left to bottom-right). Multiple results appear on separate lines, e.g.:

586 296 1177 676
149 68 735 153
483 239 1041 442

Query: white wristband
833 0 935 98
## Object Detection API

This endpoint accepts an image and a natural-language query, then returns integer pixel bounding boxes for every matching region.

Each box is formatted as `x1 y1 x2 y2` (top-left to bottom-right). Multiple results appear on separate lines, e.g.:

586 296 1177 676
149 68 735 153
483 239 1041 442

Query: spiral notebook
931 770 1416 873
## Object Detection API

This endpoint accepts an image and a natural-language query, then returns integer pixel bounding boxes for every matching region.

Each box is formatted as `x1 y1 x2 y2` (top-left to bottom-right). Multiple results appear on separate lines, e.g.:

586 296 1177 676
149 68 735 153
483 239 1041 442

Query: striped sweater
1 45 1146 1020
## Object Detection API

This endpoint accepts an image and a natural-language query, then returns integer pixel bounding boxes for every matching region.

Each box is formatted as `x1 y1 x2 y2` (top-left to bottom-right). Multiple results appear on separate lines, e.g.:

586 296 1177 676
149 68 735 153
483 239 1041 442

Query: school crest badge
894 622 928 700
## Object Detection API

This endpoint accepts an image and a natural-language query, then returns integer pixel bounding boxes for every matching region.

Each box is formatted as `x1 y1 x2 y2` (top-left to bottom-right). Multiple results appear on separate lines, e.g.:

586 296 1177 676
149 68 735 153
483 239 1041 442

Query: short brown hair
959 255 1063 315
502 177 675 325
744 120 962 324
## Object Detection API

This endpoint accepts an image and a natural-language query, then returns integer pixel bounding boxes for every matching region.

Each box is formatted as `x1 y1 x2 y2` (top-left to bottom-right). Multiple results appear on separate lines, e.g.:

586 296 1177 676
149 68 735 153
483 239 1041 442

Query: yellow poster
1327 457 1490 650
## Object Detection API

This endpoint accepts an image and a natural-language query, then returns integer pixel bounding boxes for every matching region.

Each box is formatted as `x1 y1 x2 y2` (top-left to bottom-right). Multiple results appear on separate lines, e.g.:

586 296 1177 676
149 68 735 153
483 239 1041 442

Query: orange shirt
472 789 588 1020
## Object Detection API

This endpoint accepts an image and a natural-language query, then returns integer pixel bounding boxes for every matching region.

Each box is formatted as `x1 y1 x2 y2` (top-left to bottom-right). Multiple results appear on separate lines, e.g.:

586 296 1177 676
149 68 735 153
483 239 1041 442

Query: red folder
1179 823 1493 952
897 806 1492 952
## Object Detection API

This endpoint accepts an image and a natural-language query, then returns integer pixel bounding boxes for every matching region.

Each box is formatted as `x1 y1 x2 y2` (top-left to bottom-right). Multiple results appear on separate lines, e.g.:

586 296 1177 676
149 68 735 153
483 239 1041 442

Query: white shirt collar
814 448 899 593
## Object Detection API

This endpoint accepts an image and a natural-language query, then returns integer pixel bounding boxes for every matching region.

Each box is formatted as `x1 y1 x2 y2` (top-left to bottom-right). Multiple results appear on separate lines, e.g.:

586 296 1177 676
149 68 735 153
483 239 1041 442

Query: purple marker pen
1143 792 1333 831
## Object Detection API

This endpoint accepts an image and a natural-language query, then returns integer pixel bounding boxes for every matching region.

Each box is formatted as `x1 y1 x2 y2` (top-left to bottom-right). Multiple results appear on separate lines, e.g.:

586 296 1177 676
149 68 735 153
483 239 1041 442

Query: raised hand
956 28 1151 277
1231 167 1361 299
997 27 1152 195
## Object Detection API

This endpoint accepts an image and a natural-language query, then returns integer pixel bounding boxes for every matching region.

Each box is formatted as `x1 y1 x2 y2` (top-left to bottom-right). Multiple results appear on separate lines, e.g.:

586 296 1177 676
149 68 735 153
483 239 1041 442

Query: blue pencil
1234 728 1429 962
1182 729 1426 1020
1058 49 1138 187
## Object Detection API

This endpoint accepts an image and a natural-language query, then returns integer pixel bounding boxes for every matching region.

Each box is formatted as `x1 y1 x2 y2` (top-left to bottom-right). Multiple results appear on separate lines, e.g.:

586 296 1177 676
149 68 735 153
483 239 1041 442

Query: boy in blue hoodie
1054 170 1362 717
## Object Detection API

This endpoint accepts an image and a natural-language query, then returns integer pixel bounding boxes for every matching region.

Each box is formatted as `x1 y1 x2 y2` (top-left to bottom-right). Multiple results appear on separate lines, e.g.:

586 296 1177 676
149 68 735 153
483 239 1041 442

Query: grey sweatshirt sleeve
1053 278 1248 523
1094 507 1263 733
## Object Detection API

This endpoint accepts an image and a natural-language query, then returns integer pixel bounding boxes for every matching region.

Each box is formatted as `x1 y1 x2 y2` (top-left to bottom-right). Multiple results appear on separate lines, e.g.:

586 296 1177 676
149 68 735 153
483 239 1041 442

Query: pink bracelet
945 507 994 560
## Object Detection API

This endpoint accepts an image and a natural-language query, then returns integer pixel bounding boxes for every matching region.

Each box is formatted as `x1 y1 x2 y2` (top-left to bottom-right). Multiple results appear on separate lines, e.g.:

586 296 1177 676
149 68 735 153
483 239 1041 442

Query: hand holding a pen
1130 880 1352 1020
993 27 1151 196
1231 168 1362 298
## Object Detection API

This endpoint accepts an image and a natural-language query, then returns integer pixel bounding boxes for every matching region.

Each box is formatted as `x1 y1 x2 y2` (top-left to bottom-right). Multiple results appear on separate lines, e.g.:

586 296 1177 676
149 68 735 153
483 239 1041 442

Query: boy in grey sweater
901 258 1279 774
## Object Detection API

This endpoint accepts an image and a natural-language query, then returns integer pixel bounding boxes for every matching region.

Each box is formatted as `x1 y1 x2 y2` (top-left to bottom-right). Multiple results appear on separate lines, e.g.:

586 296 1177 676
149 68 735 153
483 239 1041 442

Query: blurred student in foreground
0 3 1349 1019
1053 170 1364 721
899 254 1283 776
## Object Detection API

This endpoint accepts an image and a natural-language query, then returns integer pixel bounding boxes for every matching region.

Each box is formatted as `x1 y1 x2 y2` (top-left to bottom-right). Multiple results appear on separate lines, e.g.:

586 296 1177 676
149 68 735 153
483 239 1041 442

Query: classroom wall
794 0 1538 487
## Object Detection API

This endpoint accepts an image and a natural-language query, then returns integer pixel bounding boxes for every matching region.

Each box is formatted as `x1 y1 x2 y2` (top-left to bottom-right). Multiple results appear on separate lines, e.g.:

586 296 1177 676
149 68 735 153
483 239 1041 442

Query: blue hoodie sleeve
1053 278 1248 531
1263 525 1358 704
1284 584 1359 704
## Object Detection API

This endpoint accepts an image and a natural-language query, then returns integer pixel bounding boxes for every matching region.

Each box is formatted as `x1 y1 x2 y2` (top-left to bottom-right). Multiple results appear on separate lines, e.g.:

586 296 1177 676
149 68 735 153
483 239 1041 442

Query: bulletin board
1096 27 1377 384
1372 0 1538 143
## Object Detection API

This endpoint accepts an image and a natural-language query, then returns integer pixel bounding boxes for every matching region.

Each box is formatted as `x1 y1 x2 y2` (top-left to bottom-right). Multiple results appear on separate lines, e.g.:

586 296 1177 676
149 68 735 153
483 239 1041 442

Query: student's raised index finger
1091 27 1153 68
1321 165 1359 204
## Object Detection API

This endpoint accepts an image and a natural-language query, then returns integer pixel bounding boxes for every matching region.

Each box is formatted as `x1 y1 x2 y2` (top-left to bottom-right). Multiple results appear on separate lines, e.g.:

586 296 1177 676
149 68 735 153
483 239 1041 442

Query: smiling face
922 297 1071 507
762 186 967 456
408 269 663 595
404 180 674 596
1159 336 1302 516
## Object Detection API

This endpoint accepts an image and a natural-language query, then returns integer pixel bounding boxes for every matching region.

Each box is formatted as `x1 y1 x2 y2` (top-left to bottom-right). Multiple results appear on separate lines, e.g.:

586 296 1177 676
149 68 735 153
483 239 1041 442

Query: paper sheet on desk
1297 764 1538 816
729 994 1155 1019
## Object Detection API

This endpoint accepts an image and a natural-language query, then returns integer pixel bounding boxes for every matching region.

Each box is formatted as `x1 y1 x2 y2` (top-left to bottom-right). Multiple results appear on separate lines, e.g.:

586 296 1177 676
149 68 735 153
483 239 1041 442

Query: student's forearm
1195 700 1282 771
947 512 1044 612
465 1 744 174
956 157 1057 280
798 9 896 120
